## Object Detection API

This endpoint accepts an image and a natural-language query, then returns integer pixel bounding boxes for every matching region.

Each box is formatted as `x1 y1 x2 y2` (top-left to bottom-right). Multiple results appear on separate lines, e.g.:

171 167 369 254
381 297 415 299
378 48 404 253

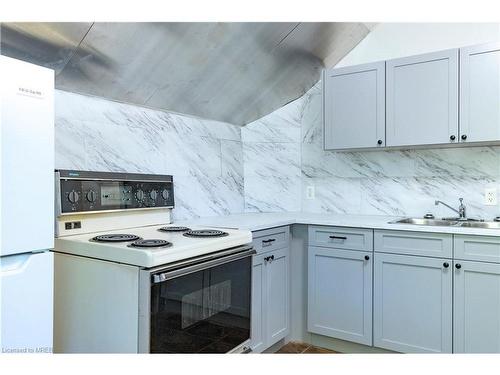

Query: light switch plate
484 187 497 205
306 186 315 200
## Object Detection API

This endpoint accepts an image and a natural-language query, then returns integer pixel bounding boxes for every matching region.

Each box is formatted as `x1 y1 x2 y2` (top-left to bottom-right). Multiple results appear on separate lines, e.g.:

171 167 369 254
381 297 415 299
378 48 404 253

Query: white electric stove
56 224 252 268
53 170 254 354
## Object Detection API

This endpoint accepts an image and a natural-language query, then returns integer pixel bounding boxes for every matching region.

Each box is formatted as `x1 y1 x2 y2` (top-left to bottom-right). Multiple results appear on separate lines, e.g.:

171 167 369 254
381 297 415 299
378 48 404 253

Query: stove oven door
139 246 254 353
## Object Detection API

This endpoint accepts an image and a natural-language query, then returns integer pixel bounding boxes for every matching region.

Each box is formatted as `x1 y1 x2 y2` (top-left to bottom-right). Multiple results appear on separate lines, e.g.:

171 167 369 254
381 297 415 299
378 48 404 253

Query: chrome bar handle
152 247 256 283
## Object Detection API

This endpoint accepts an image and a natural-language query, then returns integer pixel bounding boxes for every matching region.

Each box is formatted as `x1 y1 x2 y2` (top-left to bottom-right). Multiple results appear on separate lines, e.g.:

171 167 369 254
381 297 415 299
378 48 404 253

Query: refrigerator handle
0 251 47 274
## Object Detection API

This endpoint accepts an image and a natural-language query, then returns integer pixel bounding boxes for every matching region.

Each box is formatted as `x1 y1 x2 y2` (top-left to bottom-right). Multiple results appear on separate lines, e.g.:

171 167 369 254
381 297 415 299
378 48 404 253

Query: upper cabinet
323 62 385 150
323 43 500 150
386 49 459 147
460 42 500 143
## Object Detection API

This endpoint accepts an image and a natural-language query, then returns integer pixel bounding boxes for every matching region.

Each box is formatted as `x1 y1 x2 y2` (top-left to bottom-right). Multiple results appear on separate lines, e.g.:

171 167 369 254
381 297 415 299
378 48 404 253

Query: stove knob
149 190 158 200
136 189 145 201
161 189 170 200
86 190 97 203
68 190 80 204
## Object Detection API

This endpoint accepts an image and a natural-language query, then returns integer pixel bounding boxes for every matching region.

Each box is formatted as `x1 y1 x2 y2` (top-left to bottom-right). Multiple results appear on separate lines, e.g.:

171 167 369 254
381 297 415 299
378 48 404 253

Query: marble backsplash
56 85 500 221
242 82 500 219
55 90 244 221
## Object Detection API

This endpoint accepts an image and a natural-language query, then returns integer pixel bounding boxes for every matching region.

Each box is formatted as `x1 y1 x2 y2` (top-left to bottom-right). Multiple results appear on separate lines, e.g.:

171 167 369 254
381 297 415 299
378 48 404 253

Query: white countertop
177 212 500 237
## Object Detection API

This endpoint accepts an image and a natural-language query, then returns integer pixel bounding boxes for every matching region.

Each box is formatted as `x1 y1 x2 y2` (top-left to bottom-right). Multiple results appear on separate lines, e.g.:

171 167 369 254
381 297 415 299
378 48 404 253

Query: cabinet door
250 253 267 353
386 49 459 147
323 62 385 150
308 247 373 345
460 42 500 143
374 253 452 353
454 260 500 353
265 247 290 346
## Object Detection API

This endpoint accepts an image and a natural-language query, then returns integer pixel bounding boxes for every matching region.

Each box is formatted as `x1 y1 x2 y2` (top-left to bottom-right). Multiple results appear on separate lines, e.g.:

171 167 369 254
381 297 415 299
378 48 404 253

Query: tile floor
275 341 338 354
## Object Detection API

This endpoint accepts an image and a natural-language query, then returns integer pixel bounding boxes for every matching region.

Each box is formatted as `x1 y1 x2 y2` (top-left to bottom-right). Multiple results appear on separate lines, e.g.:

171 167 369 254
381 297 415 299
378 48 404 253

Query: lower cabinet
250 253 266 352
303 228 500 353
453 260 500 353
249 225 500 354
251 247 290 352
373 253 452 353
307 246 373 345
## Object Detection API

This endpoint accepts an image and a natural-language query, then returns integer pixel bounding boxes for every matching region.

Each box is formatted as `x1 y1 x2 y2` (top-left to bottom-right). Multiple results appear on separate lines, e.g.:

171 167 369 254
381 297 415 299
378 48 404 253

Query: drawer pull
364 255 370 261
262 238 276 244
329 235 347 240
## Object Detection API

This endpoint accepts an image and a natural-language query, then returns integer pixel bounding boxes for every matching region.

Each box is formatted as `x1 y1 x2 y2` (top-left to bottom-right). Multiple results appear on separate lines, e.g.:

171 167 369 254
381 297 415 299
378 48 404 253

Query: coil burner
91 234 141 243
183 230 229 238
128 239 173 248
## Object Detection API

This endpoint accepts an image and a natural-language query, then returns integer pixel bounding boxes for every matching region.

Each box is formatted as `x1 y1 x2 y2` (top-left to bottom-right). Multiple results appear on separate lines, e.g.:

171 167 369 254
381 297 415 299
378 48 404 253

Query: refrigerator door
0 251 53 353
0 56 54 257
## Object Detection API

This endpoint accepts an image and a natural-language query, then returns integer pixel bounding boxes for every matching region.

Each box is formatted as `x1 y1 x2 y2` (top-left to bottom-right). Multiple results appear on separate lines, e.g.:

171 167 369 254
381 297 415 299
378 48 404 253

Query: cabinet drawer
308 226 373 251
454 235 500 263
374 230 452 258
252 226 290 255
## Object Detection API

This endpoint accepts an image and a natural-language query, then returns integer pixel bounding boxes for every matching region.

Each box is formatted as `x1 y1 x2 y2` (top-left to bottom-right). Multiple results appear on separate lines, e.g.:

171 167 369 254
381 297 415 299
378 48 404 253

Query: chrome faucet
435 198 466 220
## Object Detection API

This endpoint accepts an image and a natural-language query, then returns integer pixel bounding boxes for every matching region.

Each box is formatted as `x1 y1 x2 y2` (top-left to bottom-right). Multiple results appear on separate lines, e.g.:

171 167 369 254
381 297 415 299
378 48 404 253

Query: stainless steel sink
458 221 500 229
391 218 459 226
390 218 500 229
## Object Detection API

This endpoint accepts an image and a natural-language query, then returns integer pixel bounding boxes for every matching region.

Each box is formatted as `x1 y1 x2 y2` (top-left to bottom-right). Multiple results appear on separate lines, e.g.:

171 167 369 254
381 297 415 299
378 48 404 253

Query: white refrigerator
0 56 54 353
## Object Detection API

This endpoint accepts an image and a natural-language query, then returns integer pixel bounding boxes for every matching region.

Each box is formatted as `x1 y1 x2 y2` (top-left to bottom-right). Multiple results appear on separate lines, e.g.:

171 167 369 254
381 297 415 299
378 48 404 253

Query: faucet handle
459 197 464 204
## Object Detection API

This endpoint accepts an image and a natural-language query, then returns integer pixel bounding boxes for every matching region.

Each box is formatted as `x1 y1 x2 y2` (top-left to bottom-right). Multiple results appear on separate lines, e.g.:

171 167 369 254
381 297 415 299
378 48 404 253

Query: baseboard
309 334 395 354
263 339 287 353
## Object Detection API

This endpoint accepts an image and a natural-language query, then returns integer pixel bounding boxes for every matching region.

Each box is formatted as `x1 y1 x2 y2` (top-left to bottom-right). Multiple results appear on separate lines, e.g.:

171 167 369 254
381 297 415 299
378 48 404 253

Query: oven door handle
152 247 256 283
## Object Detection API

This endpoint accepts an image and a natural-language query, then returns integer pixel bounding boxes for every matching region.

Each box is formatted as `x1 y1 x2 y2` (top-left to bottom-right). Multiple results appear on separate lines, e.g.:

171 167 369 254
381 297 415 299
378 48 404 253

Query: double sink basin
390 217 500 229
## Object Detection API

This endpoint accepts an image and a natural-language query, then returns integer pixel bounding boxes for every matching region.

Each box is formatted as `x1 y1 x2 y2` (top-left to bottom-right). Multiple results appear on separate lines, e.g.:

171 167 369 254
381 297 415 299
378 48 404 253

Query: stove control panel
56 170 174 215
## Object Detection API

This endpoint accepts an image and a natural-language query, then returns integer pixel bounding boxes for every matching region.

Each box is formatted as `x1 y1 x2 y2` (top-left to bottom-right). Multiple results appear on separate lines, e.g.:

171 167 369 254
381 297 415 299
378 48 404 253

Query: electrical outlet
306 186 315 200
484 187 498 205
